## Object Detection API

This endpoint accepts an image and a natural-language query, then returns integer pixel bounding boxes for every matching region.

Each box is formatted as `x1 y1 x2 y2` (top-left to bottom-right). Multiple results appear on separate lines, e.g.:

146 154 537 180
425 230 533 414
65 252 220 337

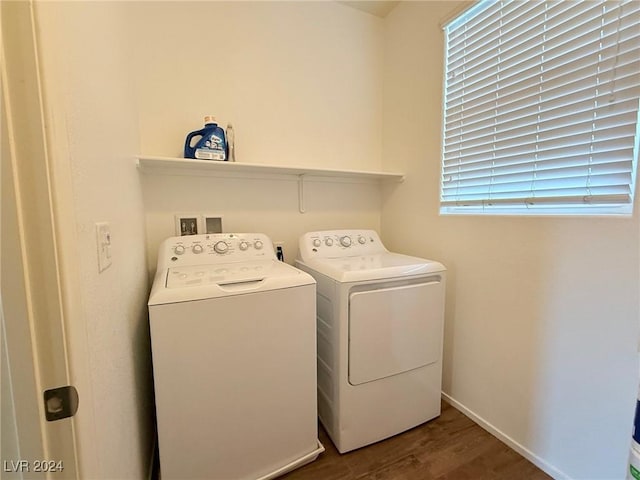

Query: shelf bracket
298 174 306 214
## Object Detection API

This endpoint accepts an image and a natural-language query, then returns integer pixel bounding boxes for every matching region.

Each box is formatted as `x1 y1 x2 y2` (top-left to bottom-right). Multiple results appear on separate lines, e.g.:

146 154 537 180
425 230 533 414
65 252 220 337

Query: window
441 0 640 215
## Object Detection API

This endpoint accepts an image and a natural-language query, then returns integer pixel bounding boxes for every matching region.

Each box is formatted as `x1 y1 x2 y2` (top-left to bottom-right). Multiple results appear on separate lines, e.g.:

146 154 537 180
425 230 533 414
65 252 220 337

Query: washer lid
297 252 445 283
148 260 315 305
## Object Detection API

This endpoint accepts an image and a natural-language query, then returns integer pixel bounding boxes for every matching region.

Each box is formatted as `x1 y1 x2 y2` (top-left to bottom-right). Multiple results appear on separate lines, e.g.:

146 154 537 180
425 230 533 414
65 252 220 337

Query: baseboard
441 392 571 480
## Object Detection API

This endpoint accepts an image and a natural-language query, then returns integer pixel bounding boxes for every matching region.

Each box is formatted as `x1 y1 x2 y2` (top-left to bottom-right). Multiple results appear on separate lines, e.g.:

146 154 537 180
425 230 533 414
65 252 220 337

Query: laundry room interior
2 1 639 480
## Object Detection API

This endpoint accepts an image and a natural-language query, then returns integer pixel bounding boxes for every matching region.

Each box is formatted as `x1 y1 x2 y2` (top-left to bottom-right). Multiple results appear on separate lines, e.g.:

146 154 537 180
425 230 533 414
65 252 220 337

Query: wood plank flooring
282 402 551 480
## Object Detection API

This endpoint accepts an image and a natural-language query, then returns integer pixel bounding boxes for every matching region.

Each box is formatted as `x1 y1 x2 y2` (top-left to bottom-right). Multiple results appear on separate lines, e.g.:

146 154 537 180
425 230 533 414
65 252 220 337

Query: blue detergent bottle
184 116 227 160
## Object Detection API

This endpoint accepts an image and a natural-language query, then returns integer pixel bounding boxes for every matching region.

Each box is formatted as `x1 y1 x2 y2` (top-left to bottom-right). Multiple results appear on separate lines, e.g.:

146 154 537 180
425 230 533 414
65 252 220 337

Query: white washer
149 233 324 480
296 229 446 453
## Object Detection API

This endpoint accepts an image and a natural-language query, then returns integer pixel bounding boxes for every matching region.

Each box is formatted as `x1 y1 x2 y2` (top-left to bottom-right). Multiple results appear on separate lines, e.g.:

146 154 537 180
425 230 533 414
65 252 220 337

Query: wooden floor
282 402 551 480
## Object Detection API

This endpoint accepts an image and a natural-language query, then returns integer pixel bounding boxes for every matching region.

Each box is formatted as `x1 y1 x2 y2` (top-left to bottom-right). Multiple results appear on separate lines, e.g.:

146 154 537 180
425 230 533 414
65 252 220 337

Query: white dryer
148 233 324 480
296 229 446 453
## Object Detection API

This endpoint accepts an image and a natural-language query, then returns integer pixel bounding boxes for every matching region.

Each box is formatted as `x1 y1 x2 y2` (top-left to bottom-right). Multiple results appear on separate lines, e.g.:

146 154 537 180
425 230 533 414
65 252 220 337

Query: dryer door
348 279 444 386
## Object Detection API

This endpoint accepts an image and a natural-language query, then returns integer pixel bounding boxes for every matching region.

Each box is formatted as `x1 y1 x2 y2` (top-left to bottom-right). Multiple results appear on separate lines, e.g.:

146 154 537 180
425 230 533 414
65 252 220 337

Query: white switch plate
96 222 112 272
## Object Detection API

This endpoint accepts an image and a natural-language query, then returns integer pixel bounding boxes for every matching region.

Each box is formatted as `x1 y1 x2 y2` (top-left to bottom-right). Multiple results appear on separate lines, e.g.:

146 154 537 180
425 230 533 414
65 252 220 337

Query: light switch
96 222 112 272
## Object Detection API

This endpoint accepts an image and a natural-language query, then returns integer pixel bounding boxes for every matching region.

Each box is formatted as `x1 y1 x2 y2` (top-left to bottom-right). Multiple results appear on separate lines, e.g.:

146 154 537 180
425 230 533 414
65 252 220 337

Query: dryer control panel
298 229 387 259
157 233 276 269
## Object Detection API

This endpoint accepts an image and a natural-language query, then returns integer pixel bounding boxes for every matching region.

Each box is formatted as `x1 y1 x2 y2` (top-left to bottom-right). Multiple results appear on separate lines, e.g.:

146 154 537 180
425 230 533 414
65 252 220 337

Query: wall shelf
137 155 404 214
137 156 405 182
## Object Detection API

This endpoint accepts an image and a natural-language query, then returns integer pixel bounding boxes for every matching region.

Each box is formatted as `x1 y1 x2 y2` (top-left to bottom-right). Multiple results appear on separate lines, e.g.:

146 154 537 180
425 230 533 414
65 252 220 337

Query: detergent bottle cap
204 115 217 125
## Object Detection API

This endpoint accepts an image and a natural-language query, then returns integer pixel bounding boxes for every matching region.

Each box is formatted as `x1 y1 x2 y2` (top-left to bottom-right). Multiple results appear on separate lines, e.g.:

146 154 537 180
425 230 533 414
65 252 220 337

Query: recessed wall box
202 215 223 234
175 214 201 236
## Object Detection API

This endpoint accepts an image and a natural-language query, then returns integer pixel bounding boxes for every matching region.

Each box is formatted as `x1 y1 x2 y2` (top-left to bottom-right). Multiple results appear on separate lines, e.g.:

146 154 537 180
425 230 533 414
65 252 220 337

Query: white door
1 2 78 477
348 278 445 386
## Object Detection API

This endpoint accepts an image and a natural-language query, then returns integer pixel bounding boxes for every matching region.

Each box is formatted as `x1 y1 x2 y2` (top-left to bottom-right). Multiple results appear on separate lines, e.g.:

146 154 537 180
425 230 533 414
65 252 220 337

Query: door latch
43 386 79 421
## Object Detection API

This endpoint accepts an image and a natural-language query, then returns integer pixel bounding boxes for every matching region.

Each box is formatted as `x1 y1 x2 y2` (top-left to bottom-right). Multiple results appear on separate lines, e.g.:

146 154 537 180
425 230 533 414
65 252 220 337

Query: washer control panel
298 229 387 260
158 233 275 268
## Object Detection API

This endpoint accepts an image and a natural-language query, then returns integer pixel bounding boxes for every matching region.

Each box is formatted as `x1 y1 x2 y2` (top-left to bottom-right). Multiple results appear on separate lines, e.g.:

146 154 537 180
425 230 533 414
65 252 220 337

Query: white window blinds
441 0 640 215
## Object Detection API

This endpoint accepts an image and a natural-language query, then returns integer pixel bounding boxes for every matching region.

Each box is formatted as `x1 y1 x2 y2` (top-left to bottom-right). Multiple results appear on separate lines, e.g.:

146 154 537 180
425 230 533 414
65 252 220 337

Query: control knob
325 238 334 246
173 245 185 255
192 244 204 254
340 236 352 247
313 239 321 247
239 241 250 251
254 240 264 250
214 241 228 254
358 236 366 245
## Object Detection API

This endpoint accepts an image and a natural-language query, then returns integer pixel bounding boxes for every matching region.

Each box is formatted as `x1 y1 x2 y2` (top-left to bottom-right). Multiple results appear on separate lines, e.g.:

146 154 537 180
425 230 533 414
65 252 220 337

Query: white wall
34 2 154 478
381 2 639 479
131 1 383 171
141 174 382 270
128 1 386 269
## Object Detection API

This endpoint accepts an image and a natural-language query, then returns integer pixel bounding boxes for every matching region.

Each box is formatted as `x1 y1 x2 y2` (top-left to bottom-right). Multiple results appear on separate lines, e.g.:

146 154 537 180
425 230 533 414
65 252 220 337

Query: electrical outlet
274 241 285 262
